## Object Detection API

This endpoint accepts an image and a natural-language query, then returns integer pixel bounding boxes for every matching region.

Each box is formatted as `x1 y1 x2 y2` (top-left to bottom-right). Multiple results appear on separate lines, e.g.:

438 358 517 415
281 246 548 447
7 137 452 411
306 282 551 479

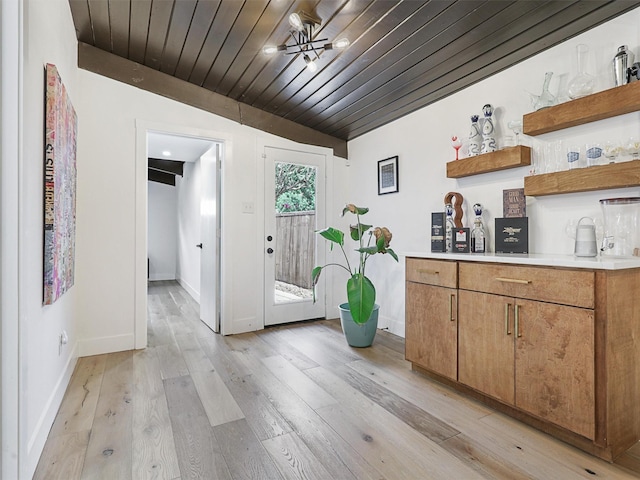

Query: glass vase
567 44 595 99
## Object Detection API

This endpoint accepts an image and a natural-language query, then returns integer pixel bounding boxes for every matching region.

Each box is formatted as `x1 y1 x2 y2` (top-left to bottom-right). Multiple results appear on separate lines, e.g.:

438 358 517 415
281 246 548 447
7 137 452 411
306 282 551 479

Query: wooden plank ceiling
69 0 640 144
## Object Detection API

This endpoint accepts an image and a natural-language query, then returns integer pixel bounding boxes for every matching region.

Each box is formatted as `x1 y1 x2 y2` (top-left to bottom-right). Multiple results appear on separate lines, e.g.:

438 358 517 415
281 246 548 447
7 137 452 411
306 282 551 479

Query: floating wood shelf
523 81 640 136
524 159 640 196
446 145 531 178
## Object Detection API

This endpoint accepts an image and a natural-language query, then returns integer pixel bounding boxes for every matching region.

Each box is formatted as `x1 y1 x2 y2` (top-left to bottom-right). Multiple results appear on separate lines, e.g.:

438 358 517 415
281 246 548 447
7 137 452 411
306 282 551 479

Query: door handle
196 243 203 249
266 248 274 254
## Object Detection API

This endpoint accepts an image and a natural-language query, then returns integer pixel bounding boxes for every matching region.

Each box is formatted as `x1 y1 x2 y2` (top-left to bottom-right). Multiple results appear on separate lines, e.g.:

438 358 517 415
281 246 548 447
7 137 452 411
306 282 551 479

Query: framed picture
377 155 398 195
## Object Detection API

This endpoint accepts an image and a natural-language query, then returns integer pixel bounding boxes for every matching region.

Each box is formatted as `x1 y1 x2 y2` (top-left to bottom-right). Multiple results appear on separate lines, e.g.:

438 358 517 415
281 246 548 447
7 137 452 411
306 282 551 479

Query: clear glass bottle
567 44 595 99
445 203 455 253
471 218 486 253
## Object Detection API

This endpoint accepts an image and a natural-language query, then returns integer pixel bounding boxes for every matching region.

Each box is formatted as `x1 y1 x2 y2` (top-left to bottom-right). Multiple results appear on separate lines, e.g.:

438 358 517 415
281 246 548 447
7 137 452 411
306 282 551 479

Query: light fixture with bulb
262 11 349 72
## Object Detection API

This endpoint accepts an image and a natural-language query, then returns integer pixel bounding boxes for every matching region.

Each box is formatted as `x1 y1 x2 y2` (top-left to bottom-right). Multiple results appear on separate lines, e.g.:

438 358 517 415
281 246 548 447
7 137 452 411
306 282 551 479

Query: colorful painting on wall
44 63 77 305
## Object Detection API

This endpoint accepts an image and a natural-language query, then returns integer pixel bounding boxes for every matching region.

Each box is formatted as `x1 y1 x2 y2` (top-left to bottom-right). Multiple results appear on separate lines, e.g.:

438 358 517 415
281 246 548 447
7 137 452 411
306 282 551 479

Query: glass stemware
507 120 523 145
603 140 622 163
625 137 640 160
451 135 462 160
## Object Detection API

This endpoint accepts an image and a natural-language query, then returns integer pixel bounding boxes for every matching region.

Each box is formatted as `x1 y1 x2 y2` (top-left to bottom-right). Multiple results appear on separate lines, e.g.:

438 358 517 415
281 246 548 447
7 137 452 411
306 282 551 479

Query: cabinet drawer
458 262 594 308
406 258 457 288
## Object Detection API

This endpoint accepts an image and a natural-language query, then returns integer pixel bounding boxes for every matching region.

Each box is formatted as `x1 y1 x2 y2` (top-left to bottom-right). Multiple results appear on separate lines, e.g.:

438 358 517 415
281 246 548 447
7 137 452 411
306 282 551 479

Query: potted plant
312 204 398 347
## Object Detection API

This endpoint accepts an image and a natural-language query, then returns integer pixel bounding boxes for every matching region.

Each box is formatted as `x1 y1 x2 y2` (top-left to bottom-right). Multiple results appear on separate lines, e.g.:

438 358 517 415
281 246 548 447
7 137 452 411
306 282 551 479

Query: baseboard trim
148 273 176 281
379 314 405 338
177 277 200 303
26 342 78 477
78 333 135 357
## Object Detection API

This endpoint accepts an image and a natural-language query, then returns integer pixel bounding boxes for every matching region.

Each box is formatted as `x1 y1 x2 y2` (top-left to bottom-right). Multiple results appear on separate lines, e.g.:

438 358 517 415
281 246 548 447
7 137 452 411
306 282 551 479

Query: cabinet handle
515 304 522 337
417 269 439 275
495 277 531 285
449 293 455 321
505 303 512 335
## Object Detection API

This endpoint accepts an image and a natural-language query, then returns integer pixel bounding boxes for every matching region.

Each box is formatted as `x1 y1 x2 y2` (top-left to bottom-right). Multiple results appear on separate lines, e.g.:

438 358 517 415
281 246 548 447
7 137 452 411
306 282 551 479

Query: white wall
176 161 202 301
148 181 178 281
19 0 80 477
348 7 640 337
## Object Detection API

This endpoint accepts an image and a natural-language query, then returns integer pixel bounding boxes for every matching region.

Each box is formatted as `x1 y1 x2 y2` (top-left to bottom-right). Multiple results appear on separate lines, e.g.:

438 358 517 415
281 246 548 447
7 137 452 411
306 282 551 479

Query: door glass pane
274 162 316 304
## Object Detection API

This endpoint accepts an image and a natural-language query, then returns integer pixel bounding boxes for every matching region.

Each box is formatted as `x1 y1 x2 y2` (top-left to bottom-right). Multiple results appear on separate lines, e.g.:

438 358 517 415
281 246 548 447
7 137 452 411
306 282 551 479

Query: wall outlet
242 201 255 214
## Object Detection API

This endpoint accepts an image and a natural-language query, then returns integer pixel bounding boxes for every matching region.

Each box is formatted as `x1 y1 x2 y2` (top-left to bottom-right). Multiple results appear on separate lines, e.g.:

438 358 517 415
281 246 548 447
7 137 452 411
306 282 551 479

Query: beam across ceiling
148 169 176 186
77 42 348 158
148 158 184 176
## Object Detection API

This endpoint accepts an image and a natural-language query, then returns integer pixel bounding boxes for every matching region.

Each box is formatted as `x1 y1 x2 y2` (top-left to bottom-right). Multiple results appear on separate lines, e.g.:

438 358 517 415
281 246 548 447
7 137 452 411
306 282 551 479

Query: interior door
199 144 220 332
264 146 325 326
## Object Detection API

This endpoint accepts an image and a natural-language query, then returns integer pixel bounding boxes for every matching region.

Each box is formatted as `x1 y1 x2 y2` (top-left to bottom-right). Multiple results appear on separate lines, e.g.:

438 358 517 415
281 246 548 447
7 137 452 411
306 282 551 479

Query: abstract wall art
44 63 77 305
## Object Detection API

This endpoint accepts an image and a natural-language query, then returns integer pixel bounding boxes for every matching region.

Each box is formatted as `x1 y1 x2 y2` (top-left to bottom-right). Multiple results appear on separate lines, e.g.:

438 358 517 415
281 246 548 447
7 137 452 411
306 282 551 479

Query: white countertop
402 251 640 270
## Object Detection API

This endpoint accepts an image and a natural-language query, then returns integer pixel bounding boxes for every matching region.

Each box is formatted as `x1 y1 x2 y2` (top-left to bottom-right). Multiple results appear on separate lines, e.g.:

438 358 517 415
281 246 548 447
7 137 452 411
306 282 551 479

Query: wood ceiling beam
148 158 184 176
148 169 176 186
77 42 348 158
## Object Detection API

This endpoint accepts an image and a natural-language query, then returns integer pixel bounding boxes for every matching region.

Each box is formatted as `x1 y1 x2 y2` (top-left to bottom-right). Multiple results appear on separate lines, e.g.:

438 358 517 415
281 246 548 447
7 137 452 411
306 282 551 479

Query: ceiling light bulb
288 13 303 31
162 150 172 157
332 38 350 49
304 55 318 73
263 45 278 55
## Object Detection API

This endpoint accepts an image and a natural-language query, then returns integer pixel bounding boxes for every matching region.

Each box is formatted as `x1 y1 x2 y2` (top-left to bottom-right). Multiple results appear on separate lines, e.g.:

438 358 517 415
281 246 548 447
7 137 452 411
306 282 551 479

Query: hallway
34 281 640 479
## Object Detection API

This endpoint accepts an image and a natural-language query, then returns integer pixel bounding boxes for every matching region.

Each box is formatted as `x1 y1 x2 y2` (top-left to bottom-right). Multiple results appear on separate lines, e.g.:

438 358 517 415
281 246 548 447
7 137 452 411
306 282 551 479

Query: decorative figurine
451 136 462 160
481 104 497 154
468 115 482 157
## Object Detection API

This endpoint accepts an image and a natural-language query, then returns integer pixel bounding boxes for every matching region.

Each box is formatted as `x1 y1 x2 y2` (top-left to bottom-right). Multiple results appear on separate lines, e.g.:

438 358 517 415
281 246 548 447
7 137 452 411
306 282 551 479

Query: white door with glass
264 147 326 326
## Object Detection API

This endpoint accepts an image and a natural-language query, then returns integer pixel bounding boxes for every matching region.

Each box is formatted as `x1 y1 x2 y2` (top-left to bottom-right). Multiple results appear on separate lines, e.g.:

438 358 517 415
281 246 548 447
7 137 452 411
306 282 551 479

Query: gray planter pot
338 303 379 347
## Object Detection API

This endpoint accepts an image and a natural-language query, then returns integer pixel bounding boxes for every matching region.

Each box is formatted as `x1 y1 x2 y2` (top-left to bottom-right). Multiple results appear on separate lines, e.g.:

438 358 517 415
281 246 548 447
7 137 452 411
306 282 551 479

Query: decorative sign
503 188 526 218
44 63 77 305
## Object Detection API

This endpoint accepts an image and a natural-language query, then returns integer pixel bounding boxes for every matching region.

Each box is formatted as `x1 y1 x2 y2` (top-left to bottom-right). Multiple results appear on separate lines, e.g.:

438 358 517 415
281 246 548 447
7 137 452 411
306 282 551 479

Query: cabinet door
458 290 515 404
515 299 595 439
405 282 457 380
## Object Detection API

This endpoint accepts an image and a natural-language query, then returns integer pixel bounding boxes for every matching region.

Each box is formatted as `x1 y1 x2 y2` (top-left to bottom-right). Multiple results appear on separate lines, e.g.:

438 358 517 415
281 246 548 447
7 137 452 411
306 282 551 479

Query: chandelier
262 11 349 73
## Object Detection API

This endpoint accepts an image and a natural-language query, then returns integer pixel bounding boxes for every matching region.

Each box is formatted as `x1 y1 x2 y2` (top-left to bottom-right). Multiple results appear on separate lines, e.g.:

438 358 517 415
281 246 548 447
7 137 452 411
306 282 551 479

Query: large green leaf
386 247 399 262
350 223 372 241
316 227 344 246
346 274 376 324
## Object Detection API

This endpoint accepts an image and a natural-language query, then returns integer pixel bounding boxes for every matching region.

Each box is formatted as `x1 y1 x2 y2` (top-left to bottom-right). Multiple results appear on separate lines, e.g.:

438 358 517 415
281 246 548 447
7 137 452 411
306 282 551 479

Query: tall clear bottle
445 203 455 253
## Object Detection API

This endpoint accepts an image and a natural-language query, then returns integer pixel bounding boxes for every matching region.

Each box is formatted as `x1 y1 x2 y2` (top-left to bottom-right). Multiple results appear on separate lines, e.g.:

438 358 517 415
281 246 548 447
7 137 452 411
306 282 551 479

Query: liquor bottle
471 203 486 254
445 203 455 253
471 218 485 253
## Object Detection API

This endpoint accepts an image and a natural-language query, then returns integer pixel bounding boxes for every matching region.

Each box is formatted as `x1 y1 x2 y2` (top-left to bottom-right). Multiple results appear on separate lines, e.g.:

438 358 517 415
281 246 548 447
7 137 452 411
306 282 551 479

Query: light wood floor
35 280 640 479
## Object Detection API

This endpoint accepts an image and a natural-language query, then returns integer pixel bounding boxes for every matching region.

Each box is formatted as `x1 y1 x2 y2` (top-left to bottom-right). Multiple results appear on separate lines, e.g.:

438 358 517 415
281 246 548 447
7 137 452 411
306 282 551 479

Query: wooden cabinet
405 258 457 380
405 256 640 461
458 262 596 439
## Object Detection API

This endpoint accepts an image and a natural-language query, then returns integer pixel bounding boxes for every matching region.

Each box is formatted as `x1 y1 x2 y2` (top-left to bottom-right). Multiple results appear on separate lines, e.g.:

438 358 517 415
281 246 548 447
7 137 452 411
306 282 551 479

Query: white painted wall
176 161 202 301
348 8 640 337
148 181 178 281
18 0 80 477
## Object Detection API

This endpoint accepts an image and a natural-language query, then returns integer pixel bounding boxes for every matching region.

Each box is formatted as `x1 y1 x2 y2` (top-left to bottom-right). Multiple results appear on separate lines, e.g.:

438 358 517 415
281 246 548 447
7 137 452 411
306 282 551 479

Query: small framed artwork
378 155 399 195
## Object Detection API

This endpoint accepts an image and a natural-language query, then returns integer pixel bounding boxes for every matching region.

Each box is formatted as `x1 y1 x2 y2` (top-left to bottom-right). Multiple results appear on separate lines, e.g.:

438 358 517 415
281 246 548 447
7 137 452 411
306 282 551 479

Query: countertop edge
401 252 640 270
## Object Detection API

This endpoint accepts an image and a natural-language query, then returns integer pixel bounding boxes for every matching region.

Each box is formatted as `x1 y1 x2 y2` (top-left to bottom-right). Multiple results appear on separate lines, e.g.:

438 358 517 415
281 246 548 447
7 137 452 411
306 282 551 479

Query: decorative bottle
468 115 482 157
531 72 556 110
445 203 455 253
567 44 595 99
480 104 496 154
470 203 486 254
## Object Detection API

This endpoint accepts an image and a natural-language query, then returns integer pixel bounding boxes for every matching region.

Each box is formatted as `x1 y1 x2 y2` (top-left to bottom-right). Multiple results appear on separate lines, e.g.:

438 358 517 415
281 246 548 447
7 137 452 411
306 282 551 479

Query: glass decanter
567 44 595 99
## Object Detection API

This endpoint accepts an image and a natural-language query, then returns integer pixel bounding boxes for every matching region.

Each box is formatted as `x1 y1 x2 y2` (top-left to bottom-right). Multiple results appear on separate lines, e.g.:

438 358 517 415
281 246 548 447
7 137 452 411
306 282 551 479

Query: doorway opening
136 120 224 346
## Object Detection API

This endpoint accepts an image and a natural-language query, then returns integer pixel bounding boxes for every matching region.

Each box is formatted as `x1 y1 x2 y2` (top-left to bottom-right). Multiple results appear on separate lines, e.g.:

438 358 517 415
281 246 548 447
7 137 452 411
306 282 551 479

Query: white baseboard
26 342 78 478
378 314 405 338
177 277 200 303
78 333 135 357
148 273 176 281
225 316 260 335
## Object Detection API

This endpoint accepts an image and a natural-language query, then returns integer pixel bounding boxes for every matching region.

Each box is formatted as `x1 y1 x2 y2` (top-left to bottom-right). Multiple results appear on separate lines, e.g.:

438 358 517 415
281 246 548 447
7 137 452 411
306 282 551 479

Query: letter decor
43 63 77 305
